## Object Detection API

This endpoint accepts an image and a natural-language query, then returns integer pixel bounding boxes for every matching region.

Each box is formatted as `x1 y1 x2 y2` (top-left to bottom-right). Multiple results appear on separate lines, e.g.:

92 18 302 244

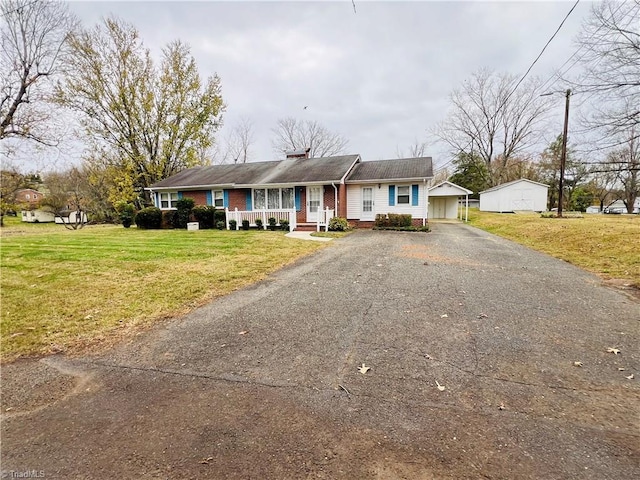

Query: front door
361 187 374 221
307 186 323 222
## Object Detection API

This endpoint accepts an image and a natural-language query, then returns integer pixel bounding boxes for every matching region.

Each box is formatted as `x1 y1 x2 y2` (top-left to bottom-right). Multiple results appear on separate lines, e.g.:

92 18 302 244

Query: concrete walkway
285 230 333 241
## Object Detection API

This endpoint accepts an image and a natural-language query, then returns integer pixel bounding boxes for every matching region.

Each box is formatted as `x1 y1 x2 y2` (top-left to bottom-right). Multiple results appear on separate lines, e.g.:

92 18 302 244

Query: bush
375 213 412 228
115 201 135 228
214 209 226 225
373 225 430 232
279 219 289 231
328 217 348 231
174 197 195 229
268 216 277 231
134 207 162 229
241 219 250 230
216 220 225 230
229 219 237 230
192 205 216 229
255 218 263 229
161 210 176 229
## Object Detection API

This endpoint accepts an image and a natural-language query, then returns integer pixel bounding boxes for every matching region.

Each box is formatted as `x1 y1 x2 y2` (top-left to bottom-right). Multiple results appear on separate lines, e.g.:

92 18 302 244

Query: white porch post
465 194 469 222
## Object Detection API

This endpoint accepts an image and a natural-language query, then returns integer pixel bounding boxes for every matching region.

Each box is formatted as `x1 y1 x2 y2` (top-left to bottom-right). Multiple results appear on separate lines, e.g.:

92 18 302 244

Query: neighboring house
585 206 601 214
54 210 88 225
427 181 473 221
603 199 640 214
480 179 549 213
148 153 434 229
21 209 55 223
15 188 44 208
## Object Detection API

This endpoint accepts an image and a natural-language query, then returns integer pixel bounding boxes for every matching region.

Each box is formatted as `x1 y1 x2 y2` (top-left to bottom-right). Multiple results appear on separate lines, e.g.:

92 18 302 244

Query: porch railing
316 207 334 232
225 208 297 231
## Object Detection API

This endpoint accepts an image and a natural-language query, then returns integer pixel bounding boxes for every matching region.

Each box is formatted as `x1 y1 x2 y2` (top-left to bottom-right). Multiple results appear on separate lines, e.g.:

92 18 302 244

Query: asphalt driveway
2 223 639 479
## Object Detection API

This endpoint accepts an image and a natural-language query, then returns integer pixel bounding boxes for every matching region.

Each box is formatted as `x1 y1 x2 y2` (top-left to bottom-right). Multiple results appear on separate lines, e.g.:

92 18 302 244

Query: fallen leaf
573 361 583 367
618 368 626 371
607 348 621 355
5 407 13 412
477 313 488 319
238 331 248 335
435 380 446 391
199 456 214 464
625 374 634 380
440 314 448 318
84 314 93 320
424 354 432 360
358 363 370 374
498 403 506 410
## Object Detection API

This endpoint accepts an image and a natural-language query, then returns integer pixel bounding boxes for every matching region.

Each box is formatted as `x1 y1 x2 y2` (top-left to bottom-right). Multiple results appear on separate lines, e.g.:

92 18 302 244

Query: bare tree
0 0 77 145
217 117 255 164
396 139 428 159
41 167 89 230
604 131 639 214
435 69 553 186
574 0 640 142
272 117 348 158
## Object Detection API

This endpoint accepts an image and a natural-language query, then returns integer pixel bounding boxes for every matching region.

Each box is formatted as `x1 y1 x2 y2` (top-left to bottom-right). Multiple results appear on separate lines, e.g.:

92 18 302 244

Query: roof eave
345 175 433 184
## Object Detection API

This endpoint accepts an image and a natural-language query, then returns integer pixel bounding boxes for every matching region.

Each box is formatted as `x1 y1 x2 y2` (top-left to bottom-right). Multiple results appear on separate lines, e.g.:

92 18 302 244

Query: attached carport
428 181 473 221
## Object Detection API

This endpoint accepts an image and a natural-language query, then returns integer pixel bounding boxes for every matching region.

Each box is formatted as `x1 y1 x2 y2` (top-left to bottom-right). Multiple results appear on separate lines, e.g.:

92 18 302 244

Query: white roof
428 180 473 196
480 178 549 194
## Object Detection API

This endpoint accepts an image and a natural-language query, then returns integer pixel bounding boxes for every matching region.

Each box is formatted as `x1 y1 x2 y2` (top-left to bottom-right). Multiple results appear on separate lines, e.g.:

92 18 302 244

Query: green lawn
466 209 640 288
1 218 325 361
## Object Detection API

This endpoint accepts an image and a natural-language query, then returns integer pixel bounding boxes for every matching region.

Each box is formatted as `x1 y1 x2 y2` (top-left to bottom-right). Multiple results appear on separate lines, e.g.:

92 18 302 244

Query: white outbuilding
479 179 549 213
428 181 473 221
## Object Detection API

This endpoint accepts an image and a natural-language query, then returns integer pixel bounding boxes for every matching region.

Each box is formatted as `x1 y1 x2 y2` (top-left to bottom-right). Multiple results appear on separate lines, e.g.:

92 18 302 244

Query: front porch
225 207 335 232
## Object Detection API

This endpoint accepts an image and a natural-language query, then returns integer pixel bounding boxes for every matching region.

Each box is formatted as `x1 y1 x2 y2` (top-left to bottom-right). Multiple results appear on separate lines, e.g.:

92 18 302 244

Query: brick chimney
285 147 311 159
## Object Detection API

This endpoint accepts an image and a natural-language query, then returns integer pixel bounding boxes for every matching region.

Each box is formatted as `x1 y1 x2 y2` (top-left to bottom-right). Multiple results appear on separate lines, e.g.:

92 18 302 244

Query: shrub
255 218 263 229
134 207 162 229
241 219 250 230
174 197 195 229
115 201 135 228
192 205 216 229
161 210 176 229
214 209 226 225
279 219 290 231
328 217 348 231
216 220 225 230
229 219 237 230
375 213 412 228
268 216 277 231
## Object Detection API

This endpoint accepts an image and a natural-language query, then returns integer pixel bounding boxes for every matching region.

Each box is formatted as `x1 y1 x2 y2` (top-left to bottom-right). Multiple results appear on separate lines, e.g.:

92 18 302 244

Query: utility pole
558 89 571 218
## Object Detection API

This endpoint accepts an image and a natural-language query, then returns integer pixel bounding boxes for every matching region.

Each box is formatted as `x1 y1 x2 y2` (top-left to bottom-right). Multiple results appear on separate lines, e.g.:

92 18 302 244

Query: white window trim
159 192 179 210
397 185 410 205
213 190 224 207
252 187 294 210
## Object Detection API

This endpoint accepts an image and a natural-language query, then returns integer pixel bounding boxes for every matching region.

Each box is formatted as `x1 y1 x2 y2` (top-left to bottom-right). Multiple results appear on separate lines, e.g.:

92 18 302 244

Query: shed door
361 187 374 221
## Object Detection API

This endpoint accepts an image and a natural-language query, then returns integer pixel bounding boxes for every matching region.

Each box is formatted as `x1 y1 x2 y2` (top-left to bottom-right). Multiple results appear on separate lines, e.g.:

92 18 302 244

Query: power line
0 0 41 19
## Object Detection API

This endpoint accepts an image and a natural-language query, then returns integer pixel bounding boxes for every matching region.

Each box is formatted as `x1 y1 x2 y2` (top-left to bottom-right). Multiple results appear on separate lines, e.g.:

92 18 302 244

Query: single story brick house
147 153 433 230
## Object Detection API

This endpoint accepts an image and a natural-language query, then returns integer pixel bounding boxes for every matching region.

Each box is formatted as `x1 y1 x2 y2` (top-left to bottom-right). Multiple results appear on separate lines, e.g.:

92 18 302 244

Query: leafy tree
56 17 225 206
448 152 489 198
0 168 27 226
272 117 348 158
1 0 77 146
435 69 553 186
569 186 594 212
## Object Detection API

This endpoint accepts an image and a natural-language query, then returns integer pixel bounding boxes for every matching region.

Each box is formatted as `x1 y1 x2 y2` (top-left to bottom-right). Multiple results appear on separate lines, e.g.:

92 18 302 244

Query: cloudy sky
20 0 597 171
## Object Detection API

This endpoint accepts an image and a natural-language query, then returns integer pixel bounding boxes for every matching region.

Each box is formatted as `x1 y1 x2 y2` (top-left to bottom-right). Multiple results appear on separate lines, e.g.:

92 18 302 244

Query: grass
0 217 325 361
466 209 640 287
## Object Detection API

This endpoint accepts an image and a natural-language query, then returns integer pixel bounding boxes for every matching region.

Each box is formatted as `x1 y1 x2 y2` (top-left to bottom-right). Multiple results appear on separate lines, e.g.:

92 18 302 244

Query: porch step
295 223 320 231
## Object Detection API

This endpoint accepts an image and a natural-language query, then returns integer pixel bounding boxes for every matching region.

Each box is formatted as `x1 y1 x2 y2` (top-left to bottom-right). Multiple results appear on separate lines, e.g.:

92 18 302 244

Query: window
281 188 294 209
397 186 410 204
253 188 295 210
160 192 179 209
213 190 224 207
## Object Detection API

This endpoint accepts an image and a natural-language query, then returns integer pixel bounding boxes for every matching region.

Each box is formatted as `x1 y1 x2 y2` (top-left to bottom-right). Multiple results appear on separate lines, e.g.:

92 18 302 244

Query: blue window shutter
155 192 159 207
389 185 395 206
177 191 183 199
295 187 302 211
245 190 252 211
412 184 419 206
223 190 229 208
205 190 212 206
